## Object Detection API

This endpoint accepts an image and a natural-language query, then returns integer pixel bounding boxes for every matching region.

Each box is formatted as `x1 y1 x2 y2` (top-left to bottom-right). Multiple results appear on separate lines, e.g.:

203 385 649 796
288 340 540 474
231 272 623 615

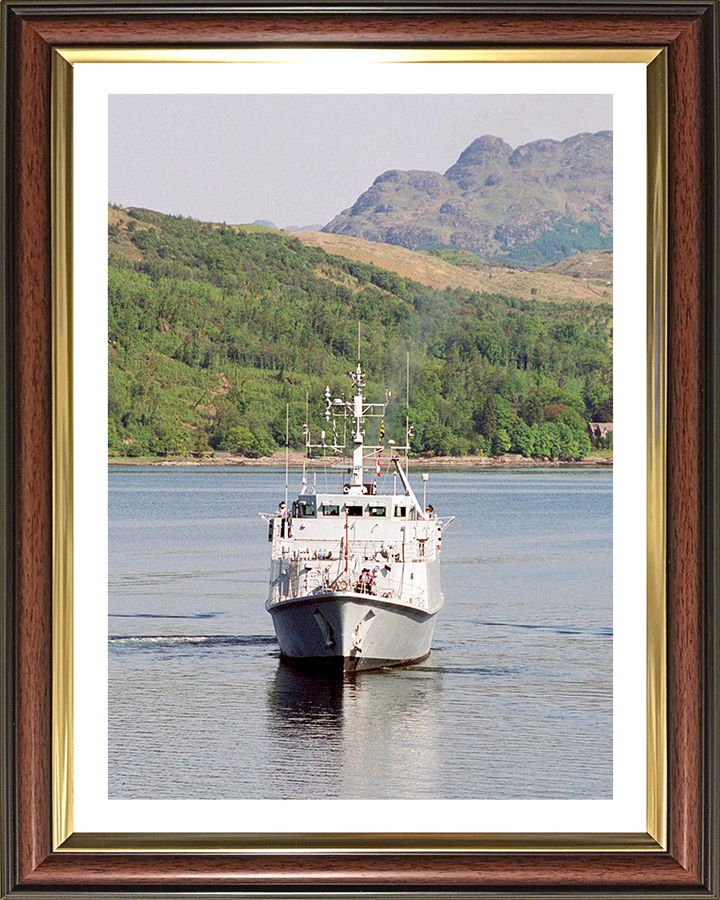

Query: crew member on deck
276 500 291 537
358 568 374 595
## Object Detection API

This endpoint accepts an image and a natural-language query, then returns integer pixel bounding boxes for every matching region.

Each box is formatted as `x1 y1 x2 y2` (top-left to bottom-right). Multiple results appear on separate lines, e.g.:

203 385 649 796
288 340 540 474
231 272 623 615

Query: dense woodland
108 207 613 460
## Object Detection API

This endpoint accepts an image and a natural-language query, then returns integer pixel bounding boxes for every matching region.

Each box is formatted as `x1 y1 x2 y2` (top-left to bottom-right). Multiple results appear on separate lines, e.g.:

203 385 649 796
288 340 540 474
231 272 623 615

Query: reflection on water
108 466 612 799
269 664 346 736
264 663 442 798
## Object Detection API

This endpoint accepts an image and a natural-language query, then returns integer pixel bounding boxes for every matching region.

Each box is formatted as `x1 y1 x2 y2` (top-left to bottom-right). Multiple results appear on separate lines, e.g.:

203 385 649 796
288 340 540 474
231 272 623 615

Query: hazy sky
109 94 612 228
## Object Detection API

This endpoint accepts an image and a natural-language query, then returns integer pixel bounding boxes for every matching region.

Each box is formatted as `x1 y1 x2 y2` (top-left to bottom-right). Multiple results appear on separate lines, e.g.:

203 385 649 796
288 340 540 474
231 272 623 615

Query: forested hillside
108 206 613 460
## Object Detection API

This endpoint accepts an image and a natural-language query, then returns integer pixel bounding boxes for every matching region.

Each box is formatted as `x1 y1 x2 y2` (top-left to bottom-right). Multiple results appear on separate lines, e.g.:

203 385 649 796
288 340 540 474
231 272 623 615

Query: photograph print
107 92 613 801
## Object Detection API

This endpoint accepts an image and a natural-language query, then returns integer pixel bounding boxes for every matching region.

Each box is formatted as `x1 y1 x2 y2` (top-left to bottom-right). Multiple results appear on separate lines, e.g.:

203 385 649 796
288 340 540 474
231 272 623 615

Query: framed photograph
1 1 718 897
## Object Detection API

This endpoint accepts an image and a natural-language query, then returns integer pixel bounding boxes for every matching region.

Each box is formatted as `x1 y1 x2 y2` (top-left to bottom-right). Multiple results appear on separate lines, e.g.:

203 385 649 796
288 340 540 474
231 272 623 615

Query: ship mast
350 362 365 490
405 351 410 476
312 335 390 493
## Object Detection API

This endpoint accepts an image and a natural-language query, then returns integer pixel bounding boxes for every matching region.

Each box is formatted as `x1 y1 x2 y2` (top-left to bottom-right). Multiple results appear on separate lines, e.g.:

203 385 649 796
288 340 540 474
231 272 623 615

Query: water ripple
109 634 277 649
471 620 612 637
109 612 223 620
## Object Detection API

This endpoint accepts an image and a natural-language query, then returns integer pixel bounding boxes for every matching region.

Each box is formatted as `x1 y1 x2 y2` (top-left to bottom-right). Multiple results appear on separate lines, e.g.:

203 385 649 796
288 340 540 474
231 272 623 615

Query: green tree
577 430 592 458
476 394 498 441
108 420 124 457
583 375 610 421
492 428 511 456
595 395 614 422
149 416 190 456
226 425 274 458
534 423 559 459
511 421 534 458
556 424 579 460
519 391 543 426
191 429 212 458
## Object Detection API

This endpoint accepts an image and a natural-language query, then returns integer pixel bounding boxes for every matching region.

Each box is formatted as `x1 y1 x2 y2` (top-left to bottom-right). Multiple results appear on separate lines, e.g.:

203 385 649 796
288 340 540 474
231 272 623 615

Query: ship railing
271 540 344 562
382 584 428 609
377 585 428 609
331 583 429 610
269 540 436 564
270 581 428 610
272 541 293 560
347 540 437 564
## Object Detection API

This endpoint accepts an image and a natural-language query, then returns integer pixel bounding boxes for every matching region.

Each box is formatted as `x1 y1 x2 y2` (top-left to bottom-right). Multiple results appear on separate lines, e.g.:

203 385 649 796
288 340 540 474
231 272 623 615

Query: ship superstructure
261 363 452 672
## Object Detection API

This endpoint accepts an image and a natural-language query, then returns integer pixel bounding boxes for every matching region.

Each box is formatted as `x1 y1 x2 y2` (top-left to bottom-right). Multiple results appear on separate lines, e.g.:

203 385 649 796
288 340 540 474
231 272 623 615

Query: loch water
109 465 612 800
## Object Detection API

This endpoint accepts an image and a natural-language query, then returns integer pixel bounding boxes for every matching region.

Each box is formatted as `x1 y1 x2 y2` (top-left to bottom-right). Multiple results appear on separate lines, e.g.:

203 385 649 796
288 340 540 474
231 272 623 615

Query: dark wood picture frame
1 1 718 896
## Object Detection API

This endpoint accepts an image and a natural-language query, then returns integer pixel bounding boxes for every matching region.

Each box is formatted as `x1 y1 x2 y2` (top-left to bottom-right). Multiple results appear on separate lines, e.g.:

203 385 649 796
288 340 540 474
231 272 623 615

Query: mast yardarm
310 363 412 495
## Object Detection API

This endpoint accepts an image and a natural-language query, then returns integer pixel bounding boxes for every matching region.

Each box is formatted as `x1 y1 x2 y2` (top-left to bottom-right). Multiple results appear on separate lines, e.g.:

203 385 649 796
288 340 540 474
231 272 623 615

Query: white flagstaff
284 403 289 507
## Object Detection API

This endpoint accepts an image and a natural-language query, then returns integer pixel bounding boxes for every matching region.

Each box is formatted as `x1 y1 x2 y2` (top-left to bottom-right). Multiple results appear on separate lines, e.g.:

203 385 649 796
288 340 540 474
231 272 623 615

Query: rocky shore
109 451 612 469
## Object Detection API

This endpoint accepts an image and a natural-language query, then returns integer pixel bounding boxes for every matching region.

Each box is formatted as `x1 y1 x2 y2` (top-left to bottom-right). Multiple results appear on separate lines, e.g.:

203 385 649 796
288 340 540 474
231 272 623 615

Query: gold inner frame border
51 46 667 855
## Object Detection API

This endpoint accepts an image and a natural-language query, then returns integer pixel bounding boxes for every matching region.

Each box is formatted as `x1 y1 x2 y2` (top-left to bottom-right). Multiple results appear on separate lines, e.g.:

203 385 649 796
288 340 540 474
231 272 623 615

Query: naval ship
261 363 453 673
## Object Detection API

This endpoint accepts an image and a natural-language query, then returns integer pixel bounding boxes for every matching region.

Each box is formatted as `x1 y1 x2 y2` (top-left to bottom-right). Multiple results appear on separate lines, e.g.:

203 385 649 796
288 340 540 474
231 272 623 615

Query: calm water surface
109 466 612 799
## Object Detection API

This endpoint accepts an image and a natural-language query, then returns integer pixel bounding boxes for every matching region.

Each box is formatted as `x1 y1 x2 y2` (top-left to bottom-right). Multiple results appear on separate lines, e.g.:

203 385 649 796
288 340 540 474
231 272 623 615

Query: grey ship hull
267 592 441 673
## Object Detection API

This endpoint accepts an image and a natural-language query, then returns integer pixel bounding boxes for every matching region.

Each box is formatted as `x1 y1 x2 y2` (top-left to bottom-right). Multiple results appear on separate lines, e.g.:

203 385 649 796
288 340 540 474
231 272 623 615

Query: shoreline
108 451 613 470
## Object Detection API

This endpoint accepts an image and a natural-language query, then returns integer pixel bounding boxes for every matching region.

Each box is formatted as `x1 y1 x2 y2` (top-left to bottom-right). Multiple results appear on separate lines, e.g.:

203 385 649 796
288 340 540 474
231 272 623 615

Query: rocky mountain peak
323 130 613 266
445 135 513 176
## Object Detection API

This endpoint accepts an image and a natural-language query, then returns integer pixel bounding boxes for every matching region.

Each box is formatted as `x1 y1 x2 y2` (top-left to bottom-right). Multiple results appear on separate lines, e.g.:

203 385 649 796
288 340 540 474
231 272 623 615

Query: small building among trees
587 422 613 449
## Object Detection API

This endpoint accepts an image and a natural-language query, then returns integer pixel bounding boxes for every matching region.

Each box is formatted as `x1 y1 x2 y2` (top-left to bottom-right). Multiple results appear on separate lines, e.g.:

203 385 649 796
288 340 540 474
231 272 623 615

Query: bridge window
346 505 363 517
322 504 339 516
394 506 406 518
297 501 316 518
369 506 386 517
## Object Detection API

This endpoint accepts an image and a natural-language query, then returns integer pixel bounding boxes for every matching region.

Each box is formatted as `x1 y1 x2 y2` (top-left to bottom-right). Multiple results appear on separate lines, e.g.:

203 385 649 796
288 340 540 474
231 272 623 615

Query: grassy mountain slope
108 205 612 460
536 249 613 280
294 231 613 304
